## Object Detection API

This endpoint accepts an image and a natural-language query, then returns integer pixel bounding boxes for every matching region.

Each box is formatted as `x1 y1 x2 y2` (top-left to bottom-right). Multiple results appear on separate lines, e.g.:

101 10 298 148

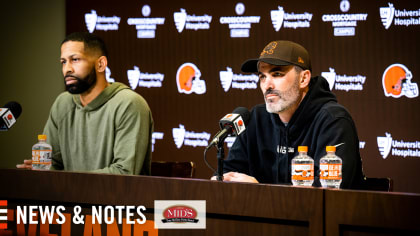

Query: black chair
363 177 393 192
151 161 195 178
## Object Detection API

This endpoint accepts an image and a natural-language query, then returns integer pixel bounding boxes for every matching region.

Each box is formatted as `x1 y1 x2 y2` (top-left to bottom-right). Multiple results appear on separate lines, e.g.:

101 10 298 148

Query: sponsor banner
172 125 210 149
85 10 121 33
219 2 260 38
382 64 418 98
378 133 420 159
322 68 366 92
321 0 367 36
173 8 212 33
270 6 313 32
176 63 206 94
105 67 115 83
380 2 420 29
127 66 165 90
219 67 258 92
127 5 165 39
151 132 164 152
154 200 206 229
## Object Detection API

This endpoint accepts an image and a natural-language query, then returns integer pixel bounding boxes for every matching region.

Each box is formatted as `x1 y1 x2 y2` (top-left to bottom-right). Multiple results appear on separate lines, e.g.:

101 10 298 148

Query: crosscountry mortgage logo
173 8 212 33
380 2 420 29
0 200 7 229
127 5 165 39
84 10 121 33
321 67 366 92
176 63 206 94
321 0 367 36
270 6 313 32
172 125 210 149
219 3 261 38
154 200 206 229
127 66 164 89
377 132 420 159
382 64 418 98
219 67 258 92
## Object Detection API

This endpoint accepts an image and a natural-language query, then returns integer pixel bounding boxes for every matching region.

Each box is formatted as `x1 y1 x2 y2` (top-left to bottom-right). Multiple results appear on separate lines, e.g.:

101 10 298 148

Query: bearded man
220 40 364 189
17 32 153 175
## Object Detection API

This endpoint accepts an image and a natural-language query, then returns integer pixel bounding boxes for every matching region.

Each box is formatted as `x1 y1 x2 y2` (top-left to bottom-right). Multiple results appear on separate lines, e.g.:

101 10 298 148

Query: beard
264 75 301 114
64 67 97 94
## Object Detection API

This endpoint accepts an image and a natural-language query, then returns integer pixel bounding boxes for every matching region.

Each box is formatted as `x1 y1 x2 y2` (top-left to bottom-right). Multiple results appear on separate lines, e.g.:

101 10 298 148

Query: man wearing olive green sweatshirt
17 32 153 175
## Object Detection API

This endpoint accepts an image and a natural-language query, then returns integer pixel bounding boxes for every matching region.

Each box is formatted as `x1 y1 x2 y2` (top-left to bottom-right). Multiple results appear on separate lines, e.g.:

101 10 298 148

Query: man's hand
210 172 259 183
16 159 32 170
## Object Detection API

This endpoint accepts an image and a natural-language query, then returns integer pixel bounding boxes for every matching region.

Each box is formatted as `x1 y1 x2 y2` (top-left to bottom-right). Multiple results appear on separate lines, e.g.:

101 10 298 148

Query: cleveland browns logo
260 41 278 56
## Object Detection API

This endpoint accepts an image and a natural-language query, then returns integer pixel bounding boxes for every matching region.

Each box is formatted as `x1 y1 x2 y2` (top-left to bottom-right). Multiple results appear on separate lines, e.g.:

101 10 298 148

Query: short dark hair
62 32 108 58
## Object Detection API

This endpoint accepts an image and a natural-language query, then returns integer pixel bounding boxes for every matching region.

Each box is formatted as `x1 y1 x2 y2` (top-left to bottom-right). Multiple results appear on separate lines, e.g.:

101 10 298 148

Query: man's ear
300 70 311 88
96 56 108 73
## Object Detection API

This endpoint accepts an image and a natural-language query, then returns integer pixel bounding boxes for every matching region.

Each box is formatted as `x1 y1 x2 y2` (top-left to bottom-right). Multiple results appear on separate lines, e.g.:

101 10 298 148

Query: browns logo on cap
242 40 311 73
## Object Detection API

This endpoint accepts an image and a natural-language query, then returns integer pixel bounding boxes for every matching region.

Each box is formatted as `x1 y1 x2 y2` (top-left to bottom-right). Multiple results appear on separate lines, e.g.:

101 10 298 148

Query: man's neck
79 77 109 107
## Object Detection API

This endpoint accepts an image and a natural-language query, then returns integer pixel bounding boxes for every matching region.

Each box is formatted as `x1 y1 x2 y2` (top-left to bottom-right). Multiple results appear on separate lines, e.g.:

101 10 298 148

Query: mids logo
321 67 366 92
127 5 165 39
154 200 206 229
321 0 368 36
377 133 420 159
151 132 164 152
0 200 7 229
105 67 115 83
219 2 261 38
219 67 258 92
176 63 206 94
380 3 420 29
84 10 121 33
382 64 418 98
270 6 313 32
127 66 165 89
173 8 212 33
172 125 210 149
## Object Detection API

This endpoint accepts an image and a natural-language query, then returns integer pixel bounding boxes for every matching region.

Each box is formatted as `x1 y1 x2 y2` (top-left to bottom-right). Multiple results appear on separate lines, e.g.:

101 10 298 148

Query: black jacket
224 76 365 189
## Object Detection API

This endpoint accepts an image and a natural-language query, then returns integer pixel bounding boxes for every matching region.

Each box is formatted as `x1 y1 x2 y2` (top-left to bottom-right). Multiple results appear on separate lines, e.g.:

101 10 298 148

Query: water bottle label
32 150 52 165
320 163 342 180
292 164 314 180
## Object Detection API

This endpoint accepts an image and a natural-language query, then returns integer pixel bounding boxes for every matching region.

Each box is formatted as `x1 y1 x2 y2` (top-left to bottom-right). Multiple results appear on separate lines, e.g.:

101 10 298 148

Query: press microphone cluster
206 107 250 150
0 101 22 131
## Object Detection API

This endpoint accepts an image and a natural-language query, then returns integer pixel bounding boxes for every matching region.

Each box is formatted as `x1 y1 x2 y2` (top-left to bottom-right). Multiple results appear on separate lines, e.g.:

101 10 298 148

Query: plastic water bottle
291 146 314 186
32 134 52 170
320 146 342 188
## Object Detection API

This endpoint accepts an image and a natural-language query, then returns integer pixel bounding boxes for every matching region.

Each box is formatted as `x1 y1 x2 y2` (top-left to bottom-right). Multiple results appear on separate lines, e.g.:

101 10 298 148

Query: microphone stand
216 141 225 181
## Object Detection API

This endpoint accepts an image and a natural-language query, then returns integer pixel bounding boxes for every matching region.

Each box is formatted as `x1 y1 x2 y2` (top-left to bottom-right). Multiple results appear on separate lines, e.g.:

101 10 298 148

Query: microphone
206 107 250 150
0 101 22 131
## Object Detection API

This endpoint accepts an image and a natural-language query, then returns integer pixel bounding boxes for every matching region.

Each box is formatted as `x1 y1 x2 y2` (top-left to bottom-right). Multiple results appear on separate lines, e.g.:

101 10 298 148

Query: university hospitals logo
219 67 258 92
173 8 212 33
382 64 418 98
377 132 420 159
84 10 121 33
270 6 313 32
172 125 210 149
377 133 393 159
379 2 420 29
176 63 206 94
321 67 366 92
380 3 395 29
127 66 165 89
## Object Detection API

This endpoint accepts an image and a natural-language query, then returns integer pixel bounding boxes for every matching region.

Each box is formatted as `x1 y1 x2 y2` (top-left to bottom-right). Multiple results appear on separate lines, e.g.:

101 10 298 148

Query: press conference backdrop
66 0 420 193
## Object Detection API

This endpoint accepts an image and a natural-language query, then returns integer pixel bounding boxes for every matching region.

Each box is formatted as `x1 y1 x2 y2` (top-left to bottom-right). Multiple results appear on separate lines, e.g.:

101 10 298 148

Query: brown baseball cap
241 40 311 73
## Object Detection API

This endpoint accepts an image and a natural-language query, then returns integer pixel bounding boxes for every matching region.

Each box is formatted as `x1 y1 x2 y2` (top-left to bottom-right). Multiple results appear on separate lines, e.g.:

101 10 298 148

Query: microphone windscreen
232 107 250 126
4 101 22 119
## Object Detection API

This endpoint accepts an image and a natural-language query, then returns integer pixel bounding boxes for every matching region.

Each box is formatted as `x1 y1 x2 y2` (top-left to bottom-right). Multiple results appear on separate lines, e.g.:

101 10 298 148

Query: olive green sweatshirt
43 82 153 175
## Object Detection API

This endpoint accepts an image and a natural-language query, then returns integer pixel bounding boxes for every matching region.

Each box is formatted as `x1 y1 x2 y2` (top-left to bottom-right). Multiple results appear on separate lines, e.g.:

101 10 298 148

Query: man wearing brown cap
221 40 365 189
